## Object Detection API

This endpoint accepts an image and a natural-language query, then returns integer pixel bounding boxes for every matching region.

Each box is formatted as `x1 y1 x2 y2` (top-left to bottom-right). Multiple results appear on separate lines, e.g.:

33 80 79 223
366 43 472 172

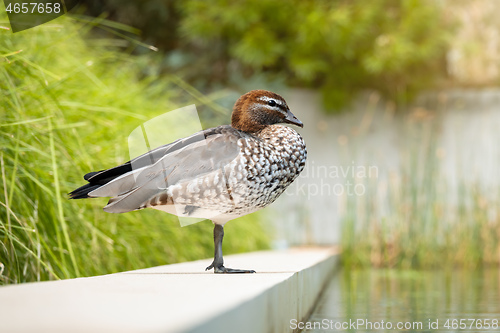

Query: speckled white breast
151 125 307 223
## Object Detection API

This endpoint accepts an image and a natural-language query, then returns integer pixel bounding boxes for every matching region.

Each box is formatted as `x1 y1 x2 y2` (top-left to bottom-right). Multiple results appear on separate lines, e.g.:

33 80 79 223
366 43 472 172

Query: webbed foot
205 263 255 274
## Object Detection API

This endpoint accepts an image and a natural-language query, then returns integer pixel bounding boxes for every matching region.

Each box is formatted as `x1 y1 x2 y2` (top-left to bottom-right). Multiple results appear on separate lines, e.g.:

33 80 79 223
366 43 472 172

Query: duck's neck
231 108 266 133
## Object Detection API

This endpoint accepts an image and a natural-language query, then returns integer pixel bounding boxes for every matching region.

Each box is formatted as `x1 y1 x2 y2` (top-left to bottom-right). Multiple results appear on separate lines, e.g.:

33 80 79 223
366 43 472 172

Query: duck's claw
205 263 255 274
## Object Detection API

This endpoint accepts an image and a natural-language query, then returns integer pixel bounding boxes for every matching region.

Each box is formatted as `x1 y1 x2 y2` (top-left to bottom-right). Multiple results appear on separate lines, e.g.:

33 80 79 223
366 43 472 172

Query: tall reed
341 94 500 269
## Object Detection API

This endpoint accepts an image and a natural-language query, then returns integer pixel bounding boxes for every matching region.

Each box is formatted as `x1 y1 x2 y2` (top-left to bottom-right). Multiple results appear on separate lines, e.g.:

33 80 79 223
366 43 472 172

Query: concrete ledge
0 247 339 333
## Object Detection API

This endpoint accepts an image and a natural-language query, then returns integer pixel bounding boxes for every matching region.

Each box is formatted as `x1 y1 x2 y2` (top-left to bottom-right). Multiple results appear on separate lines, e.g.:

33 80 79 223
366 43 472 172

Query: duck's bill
284 109 304 128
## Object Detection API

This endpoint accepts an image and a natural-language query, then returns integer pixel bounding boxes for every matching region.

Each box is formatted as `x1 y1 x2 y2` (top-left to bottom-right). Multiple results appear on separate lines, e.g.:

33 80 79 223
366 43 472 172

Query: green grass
340 99 500 269
0 14 269 284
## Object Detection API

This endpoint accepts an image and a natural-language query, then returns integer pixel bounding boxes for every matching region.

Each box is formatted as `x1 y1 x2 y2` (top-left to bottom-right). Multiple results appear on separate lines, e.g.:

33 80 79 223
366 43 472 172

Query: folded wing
69 125 244 214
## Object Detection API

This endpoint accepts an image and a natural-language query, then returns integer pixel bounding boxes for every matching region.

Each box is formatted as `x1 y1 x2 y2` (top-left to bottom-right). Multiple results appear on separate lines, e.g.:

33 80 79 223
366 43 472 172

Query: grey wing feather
90 130 243 213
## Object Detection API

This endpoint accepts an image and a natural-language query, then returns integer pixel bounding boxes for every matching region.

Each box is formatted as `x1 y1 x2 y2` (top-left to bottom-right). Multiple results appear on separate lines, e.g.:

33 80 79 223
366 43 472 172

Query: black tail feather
83 171 101 181
86 164 132 183
69 164 133 200
68 183 101 199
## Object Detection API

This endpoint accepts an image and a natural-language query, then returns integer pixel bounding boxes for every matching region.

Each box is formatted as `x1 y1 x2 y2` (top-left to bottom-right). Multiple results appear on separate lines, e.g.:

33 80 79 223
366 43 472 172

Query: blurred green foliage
81 0 452 110
0 13 269 284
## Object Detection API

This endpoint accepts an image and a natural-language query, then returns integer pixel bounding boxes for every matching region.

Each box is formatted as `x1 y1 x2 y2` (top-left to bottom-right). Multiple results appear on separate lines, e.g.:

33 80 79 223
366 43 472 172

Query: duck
69 90 307 273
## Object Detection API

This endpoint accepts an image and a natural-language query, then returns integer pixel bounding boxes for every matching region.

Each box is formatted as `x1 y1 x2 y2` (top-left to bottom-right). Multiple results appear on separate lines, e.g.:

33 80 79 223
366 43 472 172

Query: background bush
81 0 452 110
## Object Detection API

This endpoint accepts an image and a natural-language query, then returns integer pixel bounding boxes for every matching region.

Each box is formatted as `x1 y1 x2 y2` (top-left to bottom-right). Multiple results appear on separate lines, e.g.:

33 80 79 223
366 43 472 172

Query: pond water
302 269 500 332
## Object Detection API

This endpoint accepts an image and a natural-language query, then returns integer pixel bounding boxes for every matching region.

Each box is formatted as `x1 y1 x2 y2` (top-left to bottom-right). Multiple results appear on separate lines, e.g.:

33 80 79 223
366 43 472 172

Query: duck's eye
268 100 277 107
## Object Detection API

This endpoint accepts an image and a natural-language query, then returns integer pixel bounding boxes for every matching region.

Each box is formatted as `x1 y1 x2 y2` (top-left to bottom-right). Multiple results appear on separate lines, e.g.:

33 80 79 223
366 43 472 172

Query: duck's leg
205 224 256 273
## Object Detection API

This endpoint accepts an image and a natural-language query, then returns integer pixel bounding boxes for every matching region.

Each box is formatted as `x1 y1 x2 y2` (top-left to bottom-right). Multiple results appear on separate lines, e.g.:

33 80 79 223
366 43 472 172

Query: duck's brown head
231 90 303 133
